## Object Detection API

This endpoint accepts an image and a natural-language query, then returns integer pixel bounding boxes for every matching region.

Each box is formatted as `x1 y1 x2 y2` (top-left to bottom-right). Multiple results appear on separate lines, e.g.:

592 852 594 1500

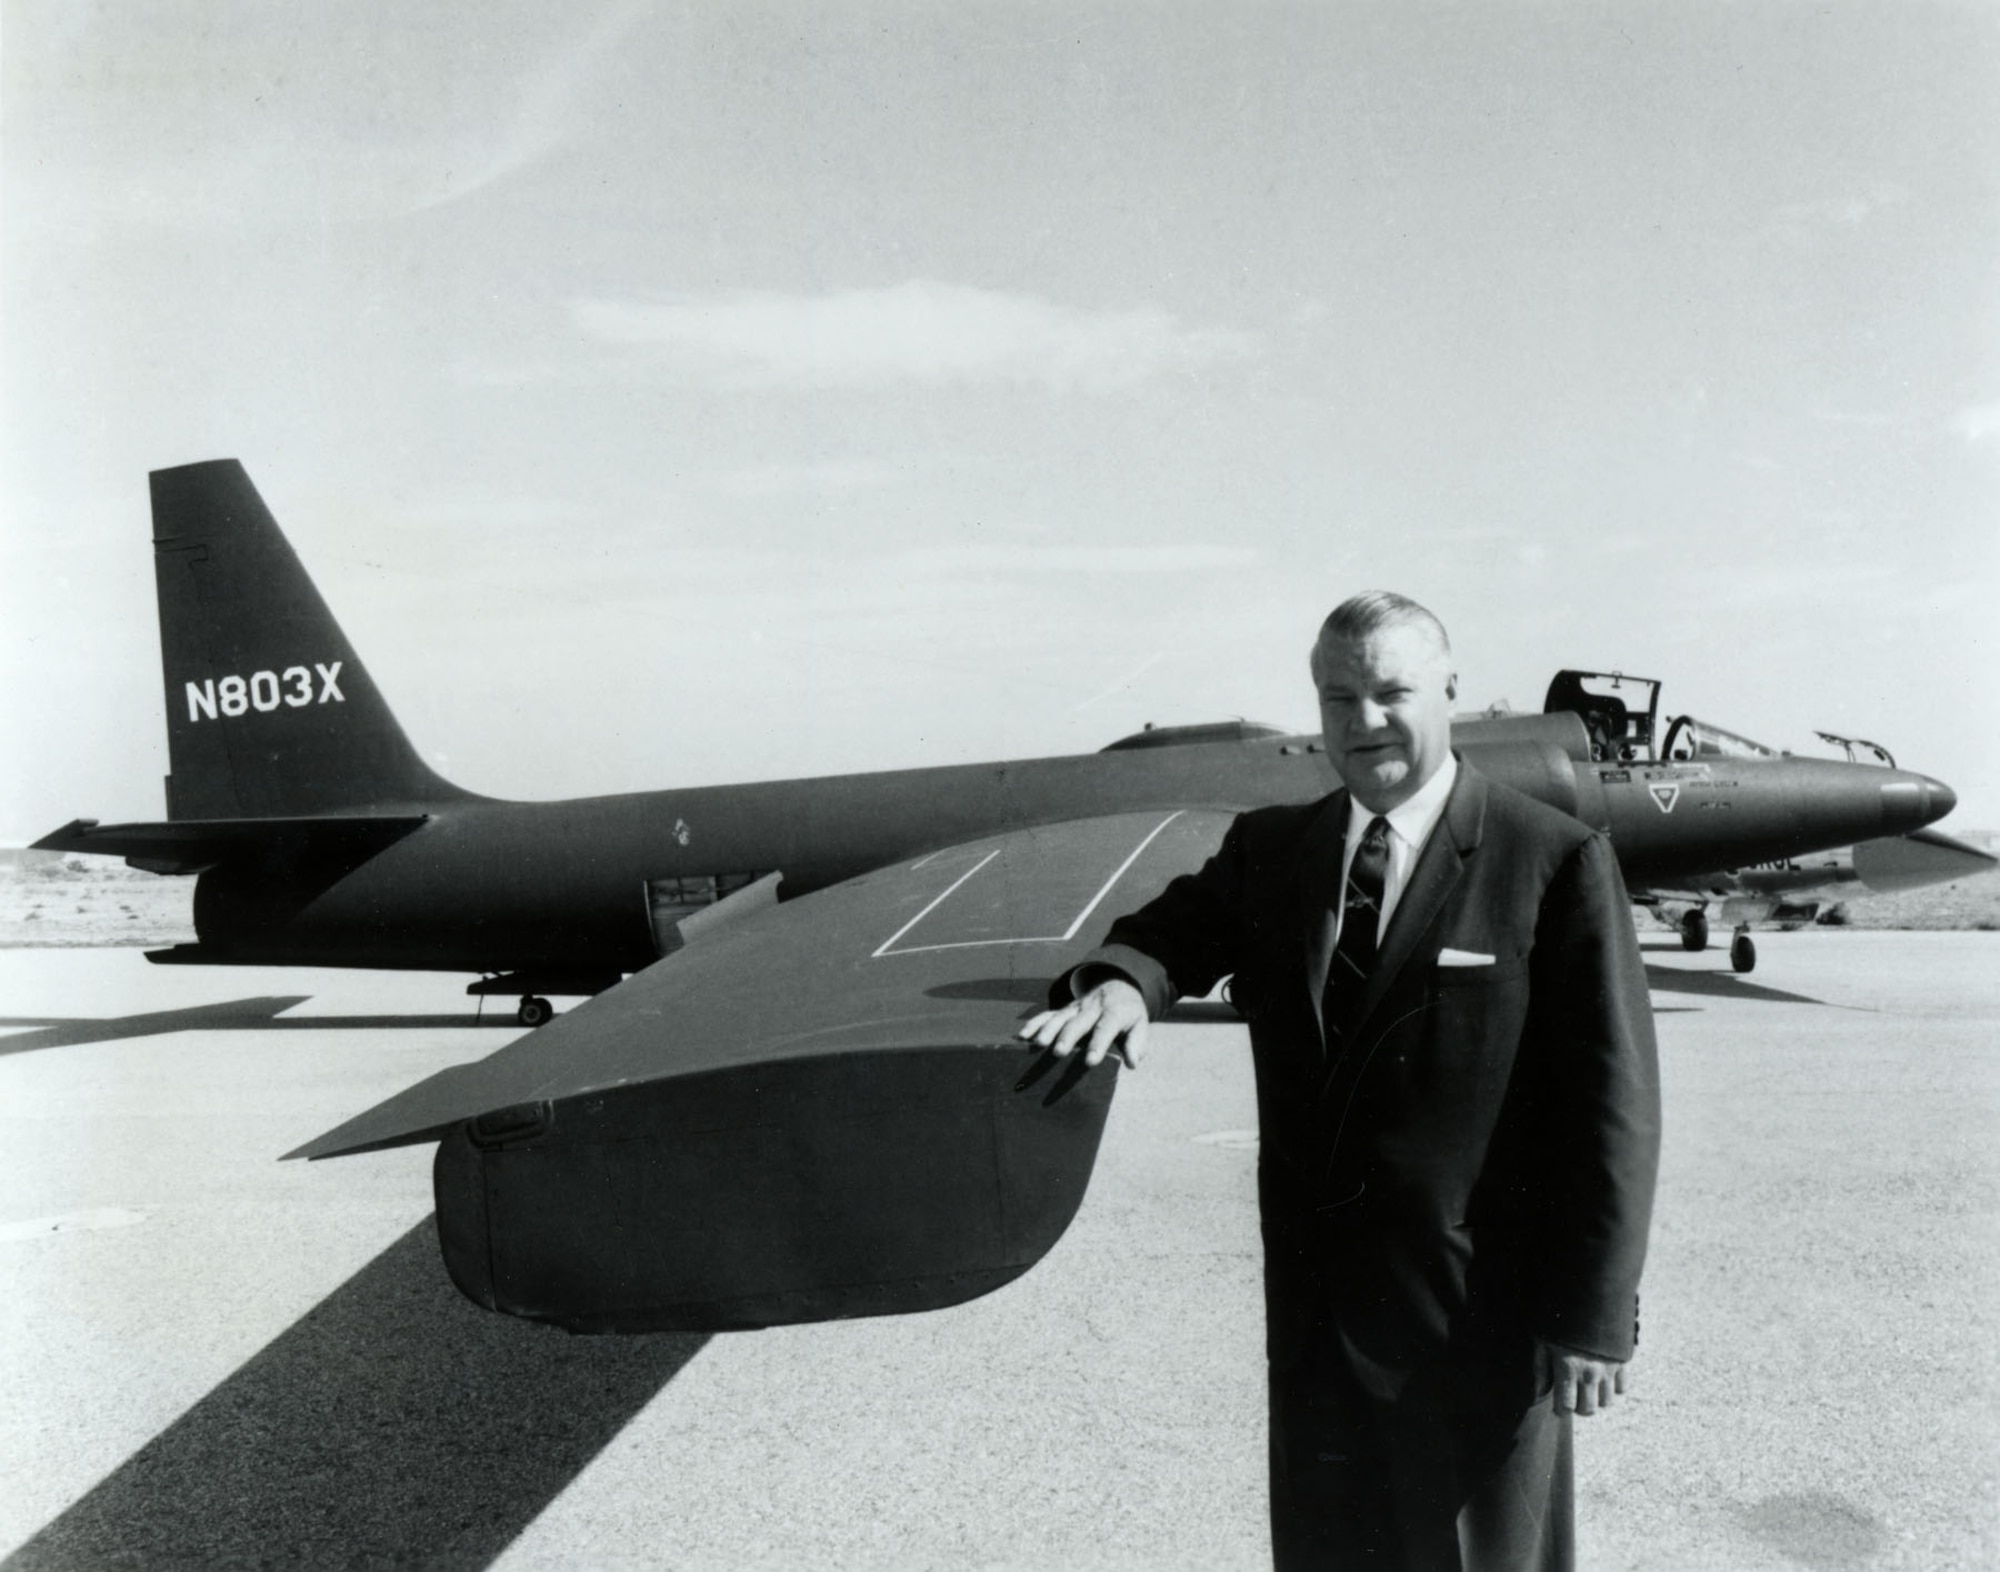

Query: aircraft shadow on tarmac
1639 962 1849 1009
0 997 516 1058
927 963 1847 1015
0 959 1855 1065
3 1219 709 1572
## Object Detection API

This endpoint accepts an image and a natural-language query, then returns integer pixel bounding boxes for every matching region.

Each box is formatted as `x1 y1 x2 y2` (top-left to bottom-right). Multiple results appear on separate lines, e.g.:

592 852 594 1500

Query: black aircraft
36 461 1960 1336
1538 670 1995 971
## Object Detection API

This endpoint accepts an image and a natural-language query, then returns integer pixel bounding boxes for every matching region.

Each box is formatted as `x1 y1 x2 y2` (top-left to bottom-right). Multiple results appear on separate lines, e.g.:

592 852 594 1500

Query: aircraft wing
291 808 1236 1333
1630 824 1996 907
1851 824 1997 892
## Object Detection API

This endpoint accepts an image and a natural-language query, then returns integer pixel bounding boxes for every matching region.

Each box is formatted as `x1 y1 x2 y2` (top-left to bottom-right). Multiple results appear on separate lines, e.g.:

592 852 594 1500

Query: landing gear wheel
1729 931 1756 974
1680 909 1709 952
517 995 554 1028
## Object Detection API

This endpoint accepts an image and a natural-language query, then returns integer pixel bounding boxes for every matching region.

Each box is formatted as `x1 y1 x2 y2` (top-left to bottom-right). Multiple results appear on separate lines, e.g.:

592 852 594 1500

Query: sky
3 1 1996 841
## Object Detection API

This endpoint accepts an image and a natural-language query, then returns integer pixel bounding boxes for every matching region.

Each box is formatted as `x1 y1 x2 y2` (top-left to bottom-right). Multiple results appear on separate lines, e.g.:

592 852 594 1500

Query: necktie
1325 816 1390 1053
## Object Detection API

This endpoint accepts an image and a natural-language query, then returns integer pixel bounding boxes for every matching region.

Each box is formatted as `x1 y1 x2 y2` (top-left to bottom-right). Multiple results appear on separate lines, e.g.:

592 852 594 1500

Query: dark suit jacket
1067 757 1660 1385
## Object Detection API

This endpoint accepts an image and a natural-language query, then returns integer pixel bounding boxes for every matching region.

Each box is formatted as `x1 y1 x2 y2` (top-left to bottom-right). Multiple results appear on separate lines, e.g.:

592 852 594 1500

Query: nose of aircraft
1879 774 1956 835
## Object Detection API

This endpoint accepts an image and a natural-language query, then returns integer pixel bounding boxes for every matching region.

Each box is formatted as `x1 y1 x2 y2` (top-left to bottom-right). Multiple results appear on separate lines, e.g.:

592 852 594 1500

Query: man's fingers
1051 1005 1099 1059
1547 1347 1572 1415
1019 982 1146 1067
1083 1010 1148 1068
1083 1012 1119 1066
1015 1008 1067 1044
1547 1351 1628 1418
1018 1006 1087 1052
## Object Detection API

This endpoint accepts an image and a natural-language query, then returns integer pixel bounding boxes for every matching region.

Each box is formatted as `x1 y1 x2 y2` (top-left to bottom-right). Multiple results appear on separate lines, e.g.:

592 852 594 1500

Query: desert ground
4 839 1994 952
2 930 1996 1570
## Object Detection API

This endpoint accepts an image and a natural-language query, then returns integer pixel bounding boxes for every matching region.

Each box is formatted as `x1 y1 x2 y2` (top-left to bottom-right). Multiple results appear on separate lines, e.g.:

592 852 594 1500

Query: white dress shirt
1337 754 1458 946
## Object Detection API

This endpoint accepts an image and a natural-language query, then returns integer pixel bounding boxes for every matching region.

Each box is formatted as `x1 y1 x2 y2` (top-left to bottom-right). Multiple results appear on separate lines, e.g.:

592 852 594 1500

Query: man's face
1312 621 1458 812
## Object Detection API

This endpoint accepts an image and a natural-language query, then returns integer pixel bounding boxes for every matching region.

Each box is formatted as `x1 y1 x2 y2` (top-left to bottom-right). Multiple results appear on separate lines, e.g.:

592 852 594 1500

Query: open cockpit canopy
1542 670 1662 763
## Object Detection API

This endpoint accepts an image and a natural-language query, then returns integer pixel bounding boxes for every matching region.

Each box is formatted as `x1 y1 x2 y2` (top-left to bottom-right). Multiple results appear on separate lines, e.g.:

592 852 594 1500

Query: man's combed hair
1314 592 1452 662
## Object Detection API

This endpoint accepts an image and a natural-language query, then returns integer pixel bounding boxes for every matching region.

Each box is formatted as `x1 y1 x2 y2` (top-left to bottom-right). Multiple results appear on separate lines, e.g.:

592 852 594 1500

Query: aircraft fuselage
159 726 1954 980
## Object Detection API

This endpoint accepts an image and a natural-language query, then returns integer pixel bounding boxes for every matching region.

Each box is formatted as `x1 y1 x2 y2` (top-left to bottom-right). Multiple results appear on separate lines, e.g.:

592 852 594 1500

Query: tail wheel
1729 931 1756 974
1680 909 1709 952
518 996 554 1028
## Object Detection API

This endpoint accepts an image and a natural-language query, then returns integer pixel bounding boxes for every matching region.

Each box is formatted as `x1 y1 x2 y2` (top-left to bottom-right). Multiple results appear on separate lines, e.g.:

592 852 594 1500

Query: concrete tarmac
0 933 1994 1570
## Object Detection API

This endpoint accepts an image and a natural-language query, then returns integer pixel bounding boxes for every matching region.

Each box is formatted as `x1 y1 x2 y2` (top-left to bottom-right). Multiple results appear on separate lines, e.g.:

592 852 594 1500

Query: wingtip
283 1059 493 1160
282 1121 453 1163
28 818 100 851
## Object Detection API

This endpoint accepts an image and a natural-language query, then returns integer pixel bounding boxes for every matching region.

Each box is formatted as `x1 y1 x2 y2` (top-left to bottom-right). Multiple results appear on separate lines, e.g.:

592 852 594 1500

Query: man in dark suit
1021 593 1660 1571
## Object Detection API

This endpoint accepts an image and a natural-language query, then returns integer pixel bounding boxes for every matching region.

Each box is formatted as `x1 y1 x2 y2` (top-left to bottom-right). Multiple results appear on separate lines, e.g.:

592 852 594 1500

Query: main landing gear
516 995 554 1028
468 970 620 1027
1673 905 1753 971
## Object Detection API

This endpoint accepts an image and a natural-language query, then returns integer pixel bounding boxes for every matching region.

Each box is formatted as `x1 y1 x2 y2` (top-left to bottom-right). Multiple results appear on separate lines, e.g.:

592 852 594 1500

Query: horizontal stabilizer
33 814 429 876
290 809 1234 1332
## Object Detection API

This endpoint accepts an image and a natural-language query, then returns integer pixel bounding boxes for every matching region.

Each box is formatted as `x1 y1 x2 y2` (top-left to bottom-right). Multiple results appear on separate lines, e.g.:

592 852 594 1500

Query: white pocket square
1437 948 1496 967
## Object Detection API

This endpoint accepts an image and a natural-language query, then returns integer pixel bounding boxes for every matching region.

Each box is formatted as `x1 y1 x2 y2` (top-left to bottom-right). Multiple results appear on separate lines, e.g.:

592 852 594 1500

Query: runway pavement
1 933 1994 1570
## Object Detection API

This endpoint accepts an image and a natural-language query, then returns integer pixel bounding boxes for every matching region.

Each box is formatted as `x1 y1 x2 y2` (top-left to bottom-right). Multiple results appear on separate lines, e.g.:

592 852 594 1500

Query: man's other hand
1546 1344 1628 1417
1017 979 1150 1068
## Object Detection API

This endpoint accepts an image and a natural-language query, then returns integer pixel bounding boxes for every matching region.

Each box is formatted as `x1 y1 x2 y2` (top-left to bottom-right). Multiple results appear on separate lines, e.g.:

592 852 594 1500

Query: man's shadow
5 1219 709 1571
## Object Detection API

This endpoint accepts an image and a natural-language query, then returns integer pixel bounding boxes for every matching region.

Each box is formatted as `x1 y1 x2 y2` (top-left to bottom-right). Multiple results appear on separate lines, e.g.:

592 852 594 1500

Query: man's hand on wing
1546 1344 1628 1417
1017 978 1151 1068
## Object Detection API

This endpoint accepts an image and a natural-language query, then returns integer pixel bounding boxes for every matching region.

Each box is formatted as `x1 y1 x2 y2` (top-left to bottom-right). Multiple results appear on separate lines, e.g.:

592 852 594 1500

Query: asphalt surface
0 934 1994 1570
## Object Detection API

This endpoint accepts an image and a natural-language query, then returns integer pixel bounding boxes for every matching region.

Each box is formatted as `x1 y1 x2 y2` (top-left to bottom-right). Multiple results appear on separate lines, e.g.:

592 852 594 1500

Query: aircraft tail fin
150 460 475 819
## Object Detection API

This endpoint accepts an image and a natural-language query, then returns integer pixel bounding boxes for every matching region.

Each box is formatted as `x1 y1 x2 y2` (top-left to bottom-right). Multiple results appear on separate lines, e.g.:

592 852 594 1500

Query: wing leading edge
295 809 1234 1333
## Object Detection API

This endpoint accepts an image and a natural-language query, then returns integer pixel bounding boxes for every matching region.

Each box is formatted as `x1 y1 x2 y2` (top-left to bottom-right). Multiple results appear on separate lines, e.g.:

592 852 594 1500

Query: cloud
1811 410 1902 429
1070 651 1168 712
1693 557 1888 616
391 494 593 530
1950 404 2000 443
888 544 1261 576
12 4 646 233
395 0 650 216
568 282 1259 392
1765 182 1910 235
711 460 907 499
